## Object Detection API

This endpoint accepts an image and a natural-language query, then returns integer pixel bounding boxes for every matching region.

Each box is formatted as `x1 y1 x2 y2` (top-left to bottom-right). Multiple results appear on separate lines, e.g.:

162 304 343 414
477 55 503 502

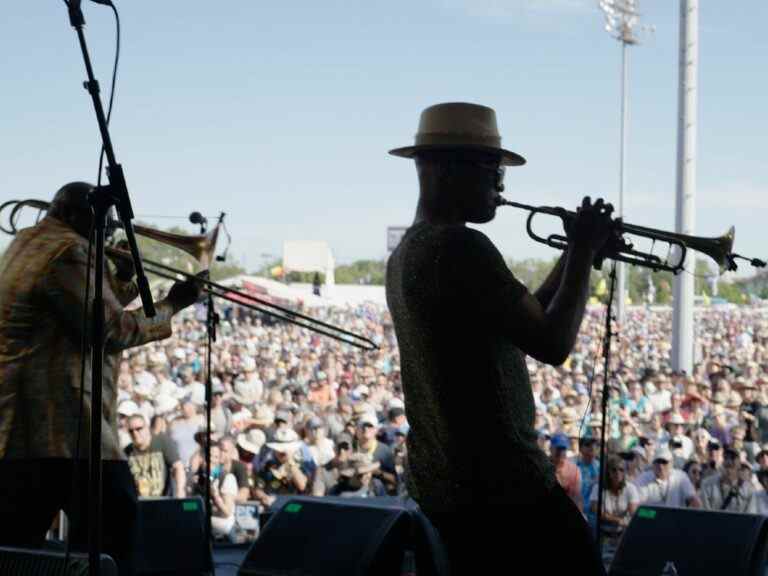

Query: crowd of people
116 296 768 543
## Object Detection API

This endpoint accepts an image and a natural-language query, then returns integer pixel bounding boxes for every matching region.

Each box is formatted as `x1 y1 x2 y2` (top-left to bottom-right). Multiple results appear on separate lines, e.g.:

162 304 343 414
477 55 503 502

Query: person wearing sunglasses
386 102 613 575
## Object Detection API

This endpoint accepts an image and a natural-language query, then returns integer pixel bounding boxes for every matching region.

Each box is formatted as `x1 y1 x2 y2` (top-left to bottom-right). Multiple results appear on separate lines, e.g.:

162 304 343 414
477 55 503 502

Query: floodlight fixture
599 0 641 45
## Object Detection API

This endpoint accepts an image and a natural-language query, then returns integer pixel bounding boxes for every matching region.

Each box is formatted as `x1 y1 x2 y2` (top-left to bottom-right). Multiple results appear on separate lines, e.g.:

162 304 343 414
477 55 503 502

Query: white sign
387 227 408 253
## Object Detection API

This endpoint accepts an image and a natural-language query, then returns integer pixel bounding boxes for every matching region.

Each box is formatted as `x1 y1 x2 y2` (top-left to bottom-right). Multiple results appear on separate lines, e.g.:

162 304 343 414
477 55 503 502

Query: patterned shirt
386 222 556 513
0 216 174 460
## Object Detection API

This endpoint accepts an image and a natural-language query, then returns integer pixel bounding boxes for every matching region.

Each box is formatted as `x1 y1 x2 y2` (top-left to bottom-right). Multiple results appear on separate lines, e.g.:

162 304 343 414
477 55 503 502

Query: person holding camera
700 447 754 513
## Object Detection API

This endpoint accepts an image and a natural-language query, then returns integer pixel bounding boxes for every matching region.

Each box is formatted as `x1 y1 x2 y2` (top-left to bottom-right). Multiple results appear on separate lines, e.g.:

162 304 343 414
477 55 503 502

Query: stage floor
212 543 250 576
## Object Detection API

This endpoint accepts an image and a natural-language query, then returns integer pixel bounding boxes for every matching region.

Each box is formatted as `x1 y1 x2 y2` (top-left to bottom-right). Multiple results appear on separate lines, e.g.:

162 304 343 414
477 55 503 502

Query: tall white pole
672 0 698 374
616 41 629 326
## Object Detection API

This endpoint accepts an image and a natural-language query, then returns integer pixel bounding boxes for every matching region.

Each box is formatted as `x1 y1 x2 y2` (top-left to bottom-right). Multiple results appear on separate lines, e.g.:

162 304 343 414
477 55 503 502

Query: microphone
189 212 207 226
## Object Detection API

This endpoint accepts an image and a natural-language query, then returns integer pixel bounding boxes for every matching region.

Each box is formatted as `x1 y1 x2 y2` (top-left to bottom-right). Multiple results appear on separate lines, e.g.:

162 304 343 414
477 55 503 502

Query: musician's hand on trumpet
166 270 208 313
564 197 616 266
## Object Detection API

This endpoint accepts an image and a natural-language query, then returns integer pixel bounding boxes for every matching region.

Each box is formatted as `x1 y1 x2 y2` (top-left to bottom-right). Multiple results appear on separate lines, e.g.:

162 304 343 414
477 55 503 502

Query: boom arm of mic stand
69 9 155 318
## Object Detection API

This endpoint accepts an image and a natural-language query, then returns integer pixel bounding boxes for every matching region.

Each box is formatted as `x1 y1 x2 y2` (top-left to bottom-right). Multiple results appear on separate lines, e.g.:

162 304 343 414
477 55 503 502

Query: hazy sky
2 1 766 277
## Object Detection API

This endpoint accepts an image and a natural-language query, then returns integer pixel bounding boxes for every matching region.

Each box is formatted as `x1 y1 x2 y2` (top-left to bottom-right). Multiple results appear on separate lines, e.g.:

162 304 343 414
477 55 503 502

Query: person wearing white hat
386 102 614 574
253 428 312 501
634 445 701 508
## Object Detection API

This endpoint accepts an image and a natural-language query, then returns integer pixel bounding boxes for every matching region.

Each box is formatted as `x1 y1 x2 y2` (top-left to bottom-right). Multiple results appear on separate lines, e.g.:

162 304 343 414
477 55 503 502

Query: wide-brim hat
237 428 267 454
389 102 526 166
266 428 302 454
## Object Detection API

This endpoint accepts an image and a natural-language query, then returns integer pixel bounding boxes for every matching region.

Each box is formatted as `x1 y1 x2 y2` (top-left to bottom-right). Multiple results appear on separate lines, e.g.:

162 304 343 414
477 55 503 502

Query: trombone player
386 103 612 575
0 182 203 575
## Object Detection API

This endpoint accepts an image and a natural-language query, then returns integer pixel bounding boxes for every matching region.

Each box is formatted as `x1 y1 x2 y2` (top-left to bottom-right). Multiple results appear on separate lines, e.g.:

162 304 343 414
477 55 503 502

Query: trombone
0 199 379 351
495 196 737 274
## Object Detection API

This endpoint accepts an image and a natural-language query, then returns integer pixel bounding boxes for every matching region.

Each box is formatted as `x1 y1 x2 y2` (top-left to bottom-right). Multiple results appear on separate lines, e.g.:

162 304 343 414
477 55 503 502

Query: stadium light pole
671 0 698 375
597 0 649 328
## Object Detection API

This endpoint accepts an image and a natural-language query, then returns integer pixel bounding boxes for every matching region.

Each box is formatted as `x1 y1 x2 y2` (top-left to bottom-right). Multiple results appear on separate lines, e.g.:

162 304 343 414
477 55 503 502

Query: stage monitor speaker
136 496 213 576
609 505 768 576
237 497 417 576
0 546 117 575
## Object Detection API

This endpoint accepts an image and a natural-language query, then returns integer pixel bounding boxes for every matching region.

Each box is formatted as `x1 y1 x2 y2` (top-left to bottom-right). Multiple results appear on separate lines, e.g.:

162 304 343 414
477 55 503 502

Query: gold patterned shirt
0 216 174 460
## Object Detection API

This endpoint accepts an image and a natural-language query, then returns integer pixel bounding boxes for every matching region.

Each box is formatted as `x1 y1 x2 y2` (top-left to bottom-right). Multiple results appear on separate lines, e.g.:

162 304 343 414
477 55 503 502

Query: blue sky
2 1 766 277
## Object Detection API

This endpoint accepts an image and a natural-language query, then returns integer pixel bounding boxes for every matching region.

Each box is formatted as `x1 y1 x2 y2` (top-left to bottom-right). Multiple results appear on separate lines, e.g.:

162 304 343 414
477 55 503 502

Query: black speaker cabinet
0 546 117 576
610 505 768 576
238 497 420 576
136 497 213 576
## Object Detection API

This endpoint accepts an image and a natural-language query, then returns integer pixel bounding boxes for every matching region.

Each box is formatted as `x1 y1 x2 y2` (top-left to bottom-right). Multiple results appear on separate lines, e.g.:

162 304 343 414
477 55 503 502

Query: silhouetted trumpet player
386 102 610 575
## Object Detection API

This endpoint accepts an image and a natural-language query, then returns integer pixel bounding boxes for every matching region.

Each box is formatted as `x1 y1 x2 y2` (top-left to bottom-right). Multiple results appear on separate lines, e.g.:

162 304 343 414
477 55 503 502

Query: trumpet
494 196 737 274
0 199 378 351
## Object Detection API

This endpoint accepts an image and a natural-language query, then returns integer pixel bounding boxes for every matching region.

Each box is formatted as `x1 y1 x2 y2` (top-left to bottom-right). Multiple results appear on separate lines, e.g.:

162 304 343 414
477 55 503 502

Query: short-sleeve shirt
125 433 181 497
386 223 557 513
633 469 696 508
590 482 640 517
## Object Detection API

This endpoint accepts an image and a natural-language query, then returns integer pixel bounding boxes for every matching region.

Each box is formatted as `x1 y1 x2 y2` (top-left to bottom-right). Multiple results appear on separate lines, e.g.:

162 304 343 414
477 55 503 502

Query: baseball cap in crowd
578 437 596 448
550 433 569 451
274 410 292 424
118 400 139 417
237 428 267 455
652 446 673 463
388 398 405 410
306 416 325 430
212 380 226 396
336 433 354 449
388 407 406 420
358 413 379 429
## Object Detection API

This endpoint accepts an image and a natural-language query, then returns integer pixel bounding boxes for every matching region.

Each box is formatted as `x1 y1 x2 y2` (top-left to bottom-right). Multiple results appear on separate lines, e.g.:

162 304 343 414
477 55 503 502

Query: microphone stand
193 215 218 565
595 262 618 559
65 4 157 576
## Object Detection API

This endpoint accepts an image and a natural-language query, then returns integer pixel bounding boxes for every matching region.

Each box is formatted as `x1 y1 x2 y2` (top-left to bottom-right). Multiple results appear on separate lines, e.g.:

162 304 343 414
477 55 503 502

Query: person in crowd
0 182 203 576
590 455 640 546
576 437 600 528
253 428 314 505
378 405 409 446
385 102 612 575
210 380 234 439
748 469 768 515
219 436 251 503
328 453 388 498
703 440 724 480
206 442 238 541
634 446 701 508
125 414 187 498
683 459 704 495
549 433 582 511
700 447 755 513
354 412 398 494
170 397 205 467
312 433 354 497
304 416 335 467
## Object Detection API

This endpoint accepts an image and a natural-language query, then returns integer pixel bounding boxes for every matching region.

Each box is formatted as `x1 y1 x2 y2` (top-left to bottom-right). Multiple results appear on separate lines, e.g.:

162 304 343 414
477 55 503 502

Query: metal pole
672 0 698 374
616 40 629 326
